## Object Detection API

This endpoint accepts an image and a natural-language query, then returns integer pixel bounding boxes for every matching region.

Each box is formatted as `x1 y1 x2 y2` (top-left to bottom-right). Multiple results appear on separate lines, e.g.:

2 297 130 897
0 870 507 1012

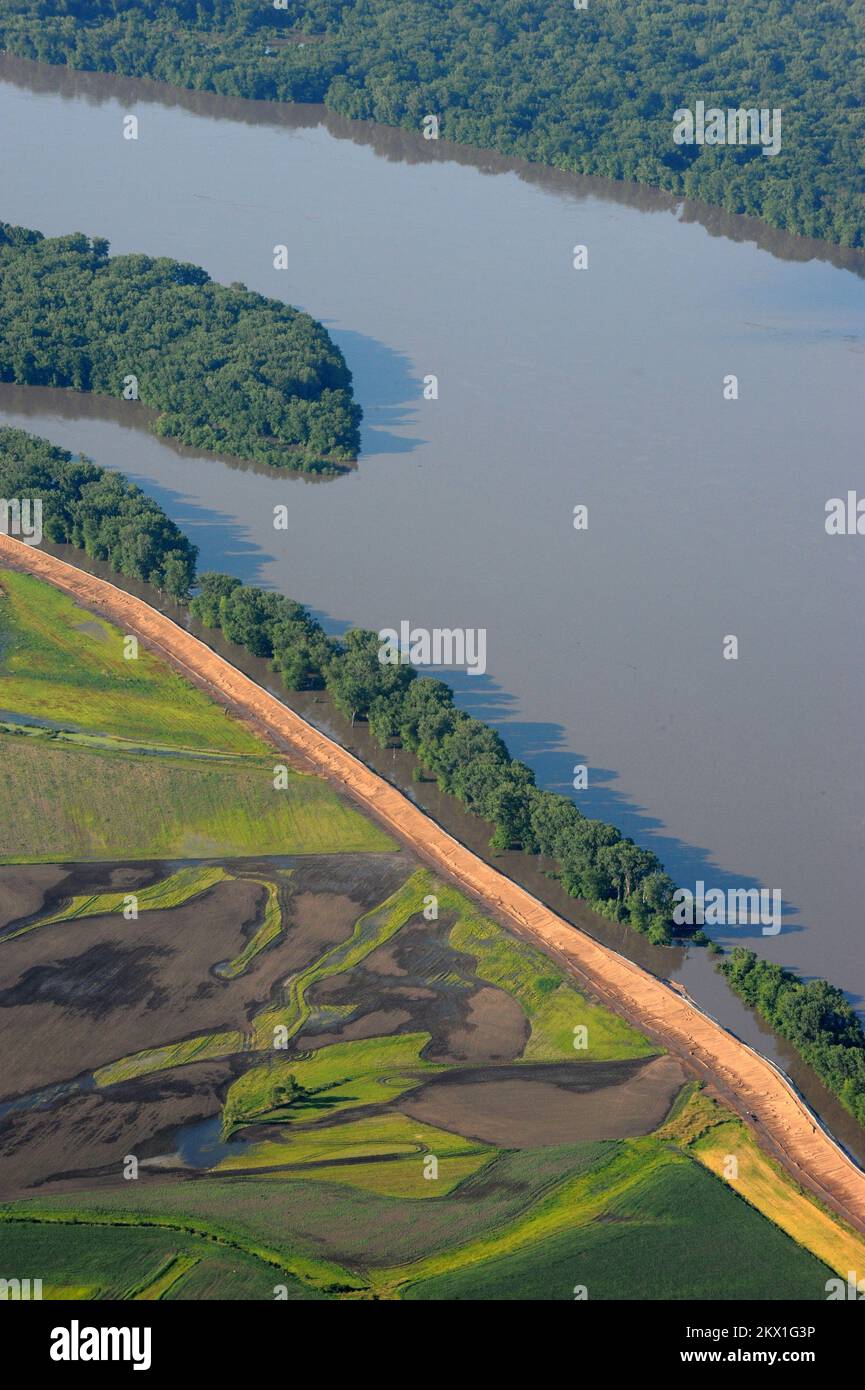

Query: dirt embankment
3 535 865 1234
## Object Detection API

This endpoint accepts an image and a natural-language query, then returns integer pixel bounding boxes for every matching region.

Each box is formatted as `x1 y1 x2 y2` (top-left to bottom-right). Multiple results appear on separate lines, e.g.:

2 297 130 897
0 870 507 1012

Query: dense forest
0 1 861 246
0 222 361 471
189 569 680 943
0 427 197 597
722 949 865 1128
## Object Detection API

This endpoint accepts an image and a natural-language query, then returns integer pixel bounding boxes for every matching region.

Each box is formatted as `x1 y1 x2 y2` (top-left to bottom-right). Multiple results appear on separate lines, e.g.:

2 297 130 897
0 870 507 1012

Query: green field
0 570 260 752
0 736 393 862
0 568 394 862
223 1032 439 1137
444 888 654 1062
1 1131 834 1301
214 1111 494 1198
401 1157 833 1301
0 1218 326 1301
93 1031 247 1089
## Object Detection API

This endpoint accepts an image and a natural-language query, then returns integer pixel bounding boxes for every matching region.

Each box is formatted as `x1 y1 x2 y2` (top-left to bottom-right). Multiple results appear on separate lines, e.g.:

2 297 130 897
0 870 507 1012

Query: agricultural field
0 568 393 862
0 1219 311 1300
0 569 260 752
0 737 393 861
0 571 852 1301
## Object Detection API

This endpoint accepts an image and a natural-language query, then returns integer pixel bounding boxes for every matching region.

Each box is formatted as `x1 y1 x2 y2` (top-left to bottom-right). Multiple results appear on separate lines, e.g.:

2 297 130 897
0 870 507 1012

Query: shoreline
3 532 865 1240
1 52 864 279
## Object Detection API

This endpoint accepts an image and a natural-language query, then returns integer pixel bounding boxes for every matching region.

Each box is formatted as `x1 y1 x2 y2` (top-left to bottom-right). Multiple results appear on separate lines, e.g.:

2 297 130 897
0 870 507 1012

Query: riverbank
3 532 865 1239
2 57 862 1052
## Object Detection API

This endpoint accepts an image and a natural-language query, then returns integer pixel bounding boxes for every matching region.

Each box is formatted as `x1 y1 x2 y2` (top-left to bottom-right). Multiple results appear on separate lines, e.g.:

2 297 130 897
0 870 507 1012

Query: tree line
0 221 361 471
0 1 860 247
0 426 197 597
722 948 865 1129
190 570 679 944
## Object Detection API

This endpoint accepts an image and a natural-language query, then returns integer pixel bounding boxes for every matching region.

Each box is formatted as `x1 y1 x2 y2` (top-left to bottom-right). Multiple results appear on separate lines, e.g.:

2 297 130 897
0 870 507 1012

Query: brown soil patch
279 891 363 972
398 1055 684 1146
431 986 529 1064
0 863 409 1098
299 1008 413 1050
0 865 71 931
0 1060 233 1198
306 914 529 1064
0 863 163 937
0 878 260 1094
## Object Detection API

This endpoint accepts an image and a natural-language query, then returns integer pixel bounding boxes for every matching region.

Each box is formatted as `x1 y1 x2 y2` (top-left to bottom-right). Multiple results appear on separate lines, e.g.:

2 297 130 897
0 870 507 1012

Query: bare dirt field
398 1055 686 1145
0 857 409 1098
0 1060 235 1196
298 911 530 1062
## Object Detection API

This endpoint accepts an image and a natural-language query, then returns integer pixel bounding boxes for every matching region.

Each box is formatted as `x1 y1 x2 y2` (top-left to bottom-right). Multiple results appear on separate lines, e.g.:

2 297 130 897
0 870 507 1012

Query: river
0 55 863 1053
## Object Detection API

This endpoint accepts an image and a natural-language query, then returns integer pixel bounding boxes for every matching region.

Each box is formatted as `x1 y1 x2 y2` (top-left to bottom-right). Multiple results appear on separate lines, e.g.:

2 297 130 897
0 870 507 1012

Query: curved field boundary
3 535 865 1235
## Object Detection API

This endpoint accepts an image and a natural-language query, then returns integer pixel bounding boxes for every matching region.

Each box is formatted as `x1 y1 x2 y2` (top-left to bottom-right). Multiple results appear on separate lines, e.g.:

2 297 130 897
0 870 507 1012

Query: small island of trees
0 222 361 472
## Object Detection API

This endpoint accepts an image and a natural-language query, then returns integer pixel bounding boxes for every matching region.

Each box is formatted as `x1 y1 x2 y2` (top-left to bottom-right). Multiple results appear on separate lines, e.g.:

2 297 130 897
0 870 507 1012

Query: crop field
223 1032 441 1136
401 1156 834 1301
93 1031 247 1088
0 569 261 753
214 1111 495 1198
0 570 854 1302
0 569 394 862
0 737 394 861
0 1217 324 1300
1 1132 835 1300
670 1090 865 1281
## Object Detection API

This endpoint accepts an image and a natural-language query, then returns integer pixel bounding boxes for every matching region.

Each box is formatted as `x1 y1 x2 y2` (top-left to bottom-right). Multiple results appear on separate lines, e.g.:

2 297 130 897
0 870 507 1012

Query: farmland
0 568 394 862
0 569 260 752
0 567 853 1302
0 736 393 861
400 1156 833 1301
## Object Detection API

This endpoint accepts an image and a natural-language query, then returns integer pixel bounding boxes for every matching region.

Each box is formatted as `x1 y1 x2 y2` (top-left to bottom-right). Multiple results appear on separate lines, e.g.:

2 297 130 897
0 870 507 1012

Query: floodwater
0 56 863 1052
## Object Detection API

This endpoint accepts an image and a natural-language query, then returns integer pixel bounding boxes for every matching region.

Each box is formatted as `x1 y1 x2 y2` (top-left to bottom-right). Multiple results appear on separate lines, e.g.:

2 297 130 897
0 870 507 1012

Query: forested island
0 222 361 471
0 1 860 247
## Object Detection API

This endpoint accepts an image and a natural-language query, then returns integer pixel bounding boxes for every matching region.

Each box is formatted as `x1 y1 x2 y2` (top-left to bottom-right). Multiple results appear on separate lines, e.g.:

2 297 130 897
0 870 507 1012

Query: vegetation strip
1 865 230 942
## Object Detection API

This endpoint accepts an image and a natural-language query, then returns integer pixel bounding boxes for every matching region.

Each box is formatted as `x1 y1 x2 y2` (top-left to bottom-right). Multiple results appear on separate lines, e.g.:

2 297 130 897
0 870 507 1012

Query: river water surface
0 56 863 1047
